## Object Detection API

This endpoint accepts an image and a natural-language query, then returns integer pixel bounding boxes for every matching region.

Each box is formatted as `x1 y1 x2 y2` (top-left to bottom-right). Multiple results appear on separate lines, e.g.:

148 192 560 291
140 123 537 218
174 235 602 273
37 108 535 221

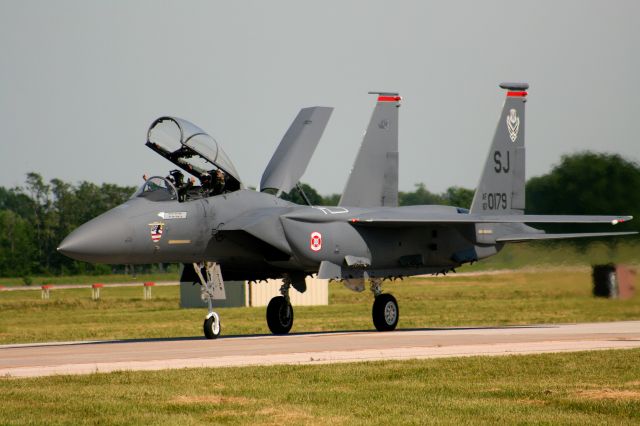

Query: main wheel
203 312 221 339
266 296 294 335
372 293 399 331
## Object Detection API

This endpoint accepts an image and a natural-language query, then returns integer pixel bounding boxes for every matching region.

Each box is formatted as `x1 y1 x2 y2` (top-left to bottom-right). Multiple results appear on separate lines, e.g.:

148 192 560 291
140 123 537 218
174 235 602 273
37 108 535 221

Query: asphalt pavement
1 321 639 378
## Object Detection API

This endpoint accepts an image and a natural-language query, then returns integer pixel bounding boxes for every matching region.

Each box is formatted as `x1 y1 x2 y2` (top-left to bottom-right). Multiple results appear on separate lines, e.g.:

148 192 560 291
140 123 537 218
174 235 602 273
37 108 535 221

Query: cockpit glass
147 119 182 153
178 153 211 174
146 116 242 186
184 134 240 181
132 176 178 202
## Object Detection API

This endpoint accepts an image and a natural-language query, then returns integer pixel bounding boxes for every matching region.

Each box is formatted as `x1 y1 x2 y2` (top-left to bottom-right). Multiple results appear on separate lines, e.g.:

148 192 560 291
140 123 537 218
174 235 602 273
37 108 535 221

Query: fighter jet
58 83 636 339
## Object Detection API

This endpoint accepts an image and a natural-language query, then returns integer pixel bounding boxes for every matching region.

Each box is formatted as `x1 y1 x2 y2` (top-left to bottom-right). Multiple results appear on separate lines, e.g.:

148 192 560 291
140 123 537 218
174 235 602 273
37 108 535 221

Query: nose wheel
203 311 221 339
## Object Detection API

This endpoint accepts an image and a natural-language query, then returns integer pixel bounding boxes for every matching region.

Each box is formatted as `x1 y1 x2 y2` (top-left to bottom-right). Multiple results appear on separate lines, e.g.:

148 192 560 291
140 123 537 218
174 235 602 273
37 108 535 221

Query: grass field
0 272 179 288
2 258 639 424
1 349 639 424
459 239 640 271
1 269 638 344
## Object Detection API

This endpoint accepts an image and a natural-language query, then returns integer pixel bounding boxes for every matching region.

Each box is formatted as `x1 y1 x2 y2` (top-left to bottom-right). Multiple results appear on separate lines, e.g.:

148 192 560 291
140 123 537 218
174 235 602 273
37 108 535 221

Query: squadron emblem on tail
507 108 520 142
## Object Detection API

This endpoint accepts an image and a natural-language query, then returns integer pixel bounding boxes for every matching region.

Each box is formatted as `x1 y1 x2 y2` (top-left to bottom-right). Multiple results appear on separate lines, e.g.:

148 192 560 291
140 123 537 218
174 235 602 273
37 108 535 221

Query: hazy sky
1 1 638 195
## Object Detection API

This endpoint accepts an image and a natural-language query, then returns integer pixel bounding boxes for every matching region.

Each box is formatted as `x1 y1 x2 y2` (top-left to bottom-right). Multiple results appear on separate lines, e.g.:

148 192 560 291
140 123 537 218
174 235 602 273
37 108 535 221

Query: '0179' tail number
482 192 508 210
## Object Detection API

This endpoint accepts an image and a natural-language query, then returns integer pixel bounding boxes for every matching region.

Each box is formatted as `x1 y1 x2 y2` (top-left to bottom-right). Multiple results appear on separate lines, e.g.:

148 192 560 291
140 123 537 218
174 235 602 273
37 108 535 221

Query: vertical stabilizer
470 83 528 214
339 92 400 207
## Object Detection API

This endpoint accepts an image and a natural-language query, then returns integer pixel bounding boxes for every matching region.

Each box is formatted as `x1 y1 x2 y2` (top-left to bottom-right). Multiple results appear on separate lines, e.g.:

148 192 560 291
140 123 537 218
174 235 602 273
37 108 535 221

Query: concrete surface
1 321 638 378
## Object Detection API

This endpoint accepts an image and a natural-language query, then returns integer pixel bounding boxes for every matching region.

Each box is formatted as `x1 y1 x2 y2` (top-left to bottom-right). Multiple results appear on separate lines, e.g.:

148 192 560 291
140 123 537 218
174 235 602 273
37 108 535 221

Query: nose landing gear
203 311 221 339
194 262 225 339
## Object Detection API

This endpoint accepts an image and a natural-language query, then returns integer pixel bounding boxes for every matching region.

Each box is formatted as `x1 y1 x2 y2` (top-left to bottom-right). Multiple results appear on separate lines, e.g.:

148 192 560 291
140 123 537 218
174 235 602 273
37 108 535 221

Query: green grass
1 269 638 344
0 272 179 287
459 239 640 272
1 349 639 425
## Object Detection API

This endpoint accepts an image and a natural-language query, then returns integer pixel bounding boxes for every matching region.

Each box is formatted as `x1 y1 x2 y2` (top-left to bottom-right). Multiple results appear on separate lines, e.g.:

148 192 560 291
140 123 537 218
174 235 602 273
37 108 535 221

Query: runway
1 321 639 378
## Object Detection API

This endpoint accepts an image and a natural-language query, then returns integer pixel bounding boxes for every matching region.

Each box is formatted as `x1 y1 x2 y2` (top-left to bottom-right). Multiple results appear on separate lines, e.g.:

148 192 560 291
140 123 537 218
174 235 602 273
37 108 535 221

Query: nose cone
58 209 133 263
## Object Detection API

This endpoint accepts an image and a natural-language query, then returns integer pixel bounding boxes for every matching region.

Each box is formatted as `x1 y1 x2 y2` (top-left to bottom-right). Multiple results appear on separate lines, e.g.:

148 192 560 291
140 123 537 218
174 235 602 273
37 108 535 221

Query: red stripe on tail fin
378 95 402 102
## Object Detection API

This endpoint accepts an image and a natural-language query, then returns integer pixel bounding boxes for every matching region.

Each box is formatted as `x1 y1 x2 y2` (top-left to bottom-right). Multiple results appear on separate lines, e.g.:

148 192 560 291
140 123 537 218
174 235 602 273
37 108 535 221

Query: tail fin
470 83 528 214
339 92 400 207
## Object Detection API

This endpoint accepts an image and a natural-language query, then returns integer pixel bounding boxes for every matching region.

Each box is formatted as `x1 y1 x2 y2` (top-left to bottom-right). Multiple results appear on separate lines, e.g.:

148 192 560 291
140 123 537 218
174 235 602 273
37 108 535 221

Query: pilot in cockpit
213 169 226 194
168 170 182 186
168 169 193 202
200 172 212 196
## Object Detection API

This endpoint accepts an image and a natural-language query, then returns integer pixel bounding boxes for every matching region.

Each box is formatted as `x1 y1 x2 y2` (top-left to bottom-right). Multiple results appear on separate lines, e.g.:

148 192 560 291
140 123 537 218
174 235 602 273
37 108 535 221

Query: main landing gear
266 276 294 334
370 278 399 331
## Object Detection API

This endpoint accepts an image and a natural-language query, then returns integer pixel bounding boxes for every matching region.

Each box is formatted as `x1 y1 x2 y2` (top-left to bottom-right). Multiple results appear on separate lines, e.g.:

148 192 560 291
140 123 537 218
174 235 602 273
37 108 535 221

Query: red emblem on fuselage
310 231 322 252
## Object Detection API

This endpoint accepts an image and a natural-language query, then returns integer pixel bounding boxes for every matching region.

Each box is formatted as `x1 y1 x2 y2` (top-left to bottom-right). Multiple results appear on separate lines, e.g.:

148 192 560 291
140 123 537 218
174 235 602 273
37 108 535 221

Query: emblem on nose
149 222 165 243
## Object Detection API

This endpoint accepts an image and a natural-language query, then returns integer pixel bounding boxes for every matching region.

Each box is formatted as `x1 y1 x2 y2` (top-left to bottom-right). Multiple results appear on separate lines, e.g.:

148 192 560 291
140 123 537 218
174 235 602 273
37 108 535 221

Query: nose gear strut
194 262 225 339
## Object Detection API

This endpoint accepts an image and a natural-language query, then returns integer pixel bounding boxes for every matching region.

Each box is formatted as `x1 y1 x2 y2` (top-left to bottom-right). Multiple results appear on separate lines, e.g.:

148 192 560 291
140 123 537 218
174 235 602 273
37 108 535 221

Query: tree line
0 173 135 278
0 152 638 278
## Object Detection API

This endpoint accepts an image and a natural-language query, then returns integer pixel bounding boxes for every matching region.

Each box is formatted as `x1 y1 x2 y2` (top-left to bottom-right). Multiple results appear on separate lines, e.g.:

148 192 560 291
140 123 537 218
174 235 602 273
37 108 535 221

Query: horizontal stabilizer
496 231 638 243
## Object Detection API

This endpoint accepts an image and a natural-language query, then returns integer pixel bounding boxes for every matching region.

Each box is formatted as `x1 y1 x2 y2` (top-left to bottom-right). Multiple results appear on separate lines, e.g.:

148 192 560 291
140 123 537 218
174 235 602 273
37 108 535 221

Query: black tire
203 312 221 339
372 293 399 331
266 296 294 335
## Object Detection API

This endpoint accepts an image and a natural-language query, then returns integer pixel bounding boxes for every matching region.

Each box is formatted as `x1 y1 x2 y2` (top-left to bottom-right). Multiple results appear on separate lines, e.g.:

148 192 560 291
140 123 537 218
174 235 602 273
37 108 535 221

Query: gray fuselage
58 189 504 281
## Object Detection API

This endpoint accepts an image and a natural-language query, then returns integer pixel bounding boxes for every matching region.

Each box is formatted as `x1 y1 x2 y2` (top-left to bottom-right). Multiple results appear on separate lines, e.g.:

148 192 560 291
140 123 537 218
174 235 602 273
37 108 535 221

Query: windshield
132 176 178 202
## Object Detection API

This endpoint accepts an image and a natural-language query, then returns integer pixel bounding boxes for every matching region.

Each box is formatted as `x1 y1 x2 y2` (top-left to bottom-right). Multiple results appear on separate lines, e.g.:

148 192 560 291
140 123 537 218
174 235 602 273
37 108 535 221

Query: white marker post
92 283 104 300
144 282 155 300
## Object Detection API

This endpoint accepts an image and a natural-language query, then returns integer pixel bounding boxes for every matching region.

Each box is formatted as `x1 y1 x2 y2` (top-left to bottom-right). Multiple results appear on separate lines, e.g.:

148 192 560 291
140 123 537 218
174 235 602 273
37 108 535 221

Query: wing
349 213 634 226
348 212 636 242
496 231 637 243
260 107 333 195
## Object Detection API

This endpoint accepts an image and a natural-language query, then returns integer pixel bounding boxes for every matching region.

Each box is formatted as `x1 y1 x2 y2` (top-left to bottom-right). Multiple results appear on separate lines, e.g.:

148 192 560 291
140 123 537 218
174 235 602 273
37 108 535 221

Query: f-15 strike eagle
58 83 636 339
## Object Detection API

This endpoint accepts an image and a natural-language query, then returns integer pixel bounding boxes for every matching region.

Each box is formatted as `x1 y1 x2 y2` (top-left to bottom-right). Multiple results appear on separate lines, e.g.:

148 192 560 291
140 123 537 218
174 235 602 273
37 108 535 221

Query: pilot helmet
169 169 184 183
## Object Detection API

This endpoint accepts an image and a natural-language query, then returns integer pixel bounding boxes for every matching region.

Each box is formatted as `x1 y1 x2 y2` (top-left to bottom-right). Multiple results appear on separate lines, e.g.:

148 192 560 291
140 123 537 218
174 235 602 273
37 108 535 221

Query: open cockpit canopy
146 116 242 190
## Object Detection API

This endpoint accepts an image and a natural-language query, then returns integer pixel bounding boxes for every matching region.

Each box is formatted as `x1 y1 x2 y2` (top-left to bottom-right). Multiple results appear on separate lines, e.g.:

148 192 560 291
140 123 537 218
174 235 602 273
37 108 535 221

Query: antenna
296 183 313 206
